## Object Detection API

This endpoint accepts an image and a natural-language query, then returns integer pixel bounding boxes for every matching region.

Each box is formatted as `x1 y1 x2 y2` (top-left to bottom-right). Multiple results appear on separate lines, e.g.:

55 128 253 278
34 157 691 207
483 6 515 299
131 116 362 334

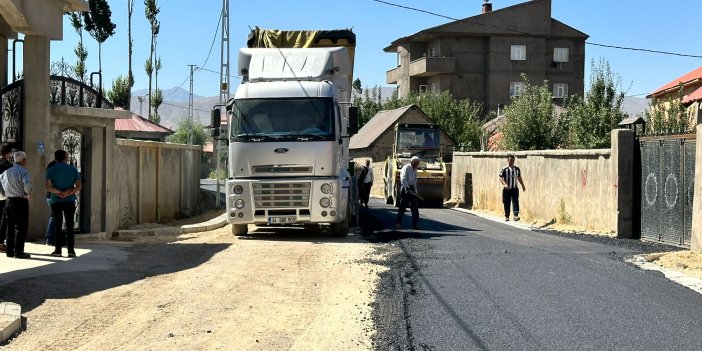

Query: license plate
268 216 296 224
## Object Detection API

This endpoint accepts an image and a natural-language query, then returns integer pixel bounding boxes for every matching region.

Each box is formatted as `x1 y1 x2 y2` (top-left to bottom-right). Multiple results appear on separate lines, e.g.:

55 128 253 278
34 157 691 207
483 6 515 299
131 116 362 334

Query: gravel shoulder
0 225 387 350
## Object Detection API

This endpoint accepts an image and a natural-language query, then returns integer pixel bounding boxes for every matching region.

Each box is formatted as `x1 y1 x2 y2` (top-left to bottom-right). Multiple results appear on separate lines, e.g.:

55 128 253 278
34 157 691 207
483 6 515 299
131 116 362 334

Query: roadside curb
0 302 21 343
110 213 229 240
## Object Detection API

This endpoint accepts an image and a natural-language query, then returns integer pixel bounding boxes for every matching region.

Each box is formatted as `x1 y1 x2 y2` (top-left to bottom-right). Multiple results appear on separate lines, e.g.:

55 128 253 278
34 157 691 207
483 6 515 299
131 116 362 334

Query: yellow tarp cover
249 28 321 48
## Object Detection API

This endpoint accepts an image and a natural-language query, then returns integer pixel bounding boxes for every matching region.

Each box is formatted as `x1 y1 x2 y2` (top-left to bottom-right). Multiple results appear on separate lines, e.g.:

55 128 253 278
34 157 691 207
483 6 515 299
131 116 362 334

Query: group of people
0 145 82 259
359 155 525 230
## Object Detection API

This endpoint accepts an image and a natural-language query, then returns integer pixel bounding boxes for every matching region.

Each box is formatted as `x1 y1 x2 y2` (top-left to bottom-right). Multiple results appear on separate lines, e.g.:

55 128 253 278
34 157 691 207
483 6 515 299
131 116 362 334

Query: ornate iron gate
61 128 83 233
640 136 696 247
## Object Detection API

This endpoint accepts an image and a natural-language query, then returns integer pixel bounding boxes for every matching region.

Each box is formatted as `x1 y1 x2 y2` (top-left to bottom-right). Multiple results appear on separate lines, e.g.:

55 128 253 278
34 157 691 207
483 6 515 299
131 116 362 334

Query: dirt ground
0 225 387 350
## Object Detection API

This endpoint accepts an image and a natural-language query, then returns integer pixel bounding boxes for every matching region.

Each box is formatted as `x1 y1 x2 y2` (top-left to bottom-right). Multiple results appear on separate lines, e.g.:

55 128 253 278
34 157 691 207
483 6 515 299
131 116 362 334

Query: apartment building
385 0 588 114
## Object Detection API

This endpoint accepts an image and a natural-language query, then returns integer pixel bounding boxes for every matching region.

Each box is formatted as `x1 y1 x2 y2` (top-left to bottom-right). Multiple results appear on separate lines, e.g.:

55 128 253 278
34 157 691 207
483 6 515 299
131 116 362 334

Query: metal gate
640 136 696 247
61 128 83 233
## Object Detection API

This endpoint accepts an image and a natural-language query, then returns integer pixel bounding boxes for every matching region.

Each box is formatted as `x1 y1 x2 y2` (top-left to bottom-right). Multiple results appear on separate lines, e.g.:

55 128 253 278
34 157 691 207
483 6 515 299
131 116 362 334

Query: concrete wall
450 130 635 235
113 140 201 229
691 119 702 251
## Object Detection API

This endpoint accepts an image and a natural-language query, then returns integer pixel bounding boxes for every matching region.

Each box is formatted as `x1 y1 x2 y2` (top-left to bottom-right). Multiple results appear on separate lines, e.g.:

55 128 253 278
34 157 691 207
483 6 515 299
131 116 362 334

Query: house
384 0 587 114
646 66 702 125
349 104 456 162
115 111 174 142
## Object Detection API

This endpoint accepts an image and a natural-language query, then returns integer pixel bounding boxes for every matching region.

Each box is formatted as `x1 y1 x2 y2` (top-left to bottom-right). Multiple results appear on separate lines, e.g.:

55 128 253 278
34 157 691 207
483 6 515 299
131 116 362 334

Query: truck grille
253 182 311 208
252 165 312 174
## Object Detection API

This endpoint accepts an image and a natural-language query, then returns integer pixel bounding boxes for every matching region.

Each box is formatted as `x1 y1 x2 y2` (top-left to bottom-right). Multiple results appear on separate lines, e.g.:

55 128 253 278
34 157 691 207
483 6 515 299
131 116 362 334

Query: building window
419 85 428 93
510 82 525 97
553 83 568 98
431 47 437 57
510 45 526 61
554 48 569 62
397 52 401 67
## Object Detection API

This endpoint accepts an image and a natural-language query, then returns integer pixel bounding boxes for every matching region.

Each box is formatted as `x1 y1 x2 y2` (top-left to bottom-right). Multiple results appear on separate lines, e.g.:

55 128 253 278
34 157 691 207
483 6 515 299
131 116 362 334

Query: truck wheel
330 205 349 237
231 224 248 236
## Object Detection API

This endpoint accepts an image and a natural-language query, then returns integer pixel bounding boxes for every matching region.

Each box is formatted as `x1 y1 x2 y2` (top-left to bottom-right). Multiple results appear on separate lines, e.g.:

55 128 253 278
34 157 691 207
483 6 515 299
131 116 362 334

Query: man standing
45 149 82 258
0 144 14 253
0 151 32 259
360 159 374 208
499 155 526 221
395 156 420 229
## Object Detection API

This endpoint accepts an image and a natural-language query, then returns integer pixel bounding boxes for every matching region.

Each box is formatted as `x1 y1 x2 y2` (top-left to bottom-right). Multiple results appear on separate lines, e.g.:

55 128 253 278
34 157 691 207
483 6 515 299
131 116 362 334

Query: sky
40 0 702 100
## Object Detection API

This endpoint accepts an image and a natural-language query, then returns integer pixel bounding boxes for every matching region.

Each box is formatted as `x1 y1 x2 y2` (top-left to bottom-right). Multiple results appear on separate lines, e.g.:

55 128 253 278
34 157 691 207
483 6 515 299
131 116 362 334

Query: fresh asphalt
359 198 702 351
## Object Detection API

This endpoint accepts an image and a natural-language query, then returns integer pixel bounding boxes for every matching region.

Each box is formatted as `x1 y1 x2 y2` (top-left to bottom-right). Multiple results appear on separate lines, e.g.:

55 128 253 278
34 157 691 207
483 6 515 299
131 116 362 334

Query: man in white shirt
395 156 420 229
360 159 373 208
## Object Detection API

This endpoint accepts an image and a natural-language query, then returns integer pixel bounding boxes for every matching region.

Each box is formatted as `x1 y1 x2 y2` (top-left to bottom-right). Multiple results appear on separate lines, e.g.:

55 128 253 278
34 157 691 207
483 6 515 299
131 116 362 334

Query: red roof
682 86 702 105
115 111 174 134
649 66 702 97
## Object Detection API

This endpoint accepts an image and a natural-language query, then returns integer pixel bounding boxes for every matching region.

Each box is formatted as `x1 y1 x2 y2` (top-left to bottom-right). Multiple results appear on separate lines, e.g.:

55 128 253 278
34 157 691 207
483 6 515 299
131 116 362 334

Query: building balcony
409 56 455 77
387 67 401 84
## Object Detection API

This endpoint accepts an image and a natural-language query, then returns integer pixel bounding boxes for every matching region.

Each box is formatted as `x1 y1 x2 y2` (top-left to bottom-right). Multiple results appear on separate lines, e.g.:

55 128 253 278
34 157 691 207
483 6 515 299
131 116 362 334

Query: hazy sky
41 0 702 99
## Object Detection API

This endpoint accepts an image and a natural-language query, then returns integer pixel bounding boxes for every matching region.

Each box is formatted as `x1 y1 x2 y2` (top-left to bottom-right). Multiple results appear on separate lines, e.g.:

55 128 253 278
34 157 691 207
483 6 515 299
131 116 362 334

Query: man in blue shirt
45 149 82 258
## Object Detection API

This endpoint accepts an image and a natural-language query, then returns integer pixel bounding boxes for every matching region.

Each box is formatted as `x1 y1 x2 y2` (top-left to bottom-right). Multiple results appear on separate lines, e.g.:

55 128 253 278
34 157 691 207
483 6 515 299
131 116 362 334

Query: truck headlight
233 185 244 195
320 197 331 208
321 183 332 194
234 199 245 209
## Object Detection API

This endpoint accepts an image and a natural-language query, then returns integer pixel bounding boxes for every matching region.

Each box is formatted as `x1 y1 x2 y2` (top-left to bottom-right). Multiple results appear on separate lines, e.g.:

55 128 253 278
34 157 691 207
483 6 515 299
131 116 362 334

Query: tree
83 0 116 75
646 84 695 135
351 85 383 128
501 76 564 151
352 78 362 94
167 118 209 146
127 0 135 109
151 88 163 124
107 75 130 109
68 13 87 82
144 0 160 121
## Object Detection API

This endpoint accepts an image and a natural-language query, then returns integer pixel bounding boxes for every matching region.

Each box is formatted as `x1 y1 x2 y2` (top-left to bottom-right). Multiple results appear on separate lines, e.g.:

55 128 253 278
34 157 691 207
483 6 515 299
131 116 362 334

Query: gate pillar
612 129 635 239
691 124 702 251
23 35 51 239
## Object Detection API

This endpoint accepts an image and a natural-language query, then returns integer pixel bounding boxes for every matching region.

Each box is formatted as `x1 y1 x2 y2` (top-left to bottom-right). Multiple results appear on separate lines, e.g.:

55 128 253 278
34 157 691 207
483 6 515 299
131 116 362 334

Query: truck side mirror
347 106 358 136
211 109 221 137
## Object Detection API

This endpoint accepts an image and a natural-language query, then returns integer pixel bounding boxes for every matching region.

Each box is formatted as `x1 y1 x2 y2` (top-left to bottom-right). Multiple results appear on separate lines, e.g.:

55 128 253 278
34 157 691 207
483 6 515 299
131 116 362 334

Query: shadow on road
0 241 229 314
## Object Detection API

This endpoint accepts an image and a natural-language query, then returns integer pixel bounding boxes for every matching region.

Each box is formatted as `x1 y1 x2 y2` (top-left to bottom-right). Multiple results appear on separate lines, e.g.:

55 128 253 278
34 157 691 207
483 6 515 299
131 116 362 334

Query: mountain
621 96 650 118
132 87 205 104
129 88 221 129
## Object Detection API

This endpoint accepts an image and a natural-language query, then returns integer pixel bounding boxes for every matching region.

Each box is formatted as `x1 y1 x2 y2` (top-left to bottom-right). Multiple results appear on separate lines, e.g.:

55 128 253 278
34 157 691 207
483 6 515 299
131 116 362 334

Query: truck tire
330 204 350 237
231 224 248 236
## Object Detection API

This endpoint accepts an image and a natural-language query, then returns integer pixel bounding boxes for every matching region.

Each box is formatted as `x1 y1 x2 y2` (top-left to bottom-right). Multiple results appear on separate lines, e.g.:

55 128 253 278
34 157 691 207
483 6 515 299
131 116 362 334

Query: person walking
499 155 526 221
0 151 32 259
0 144 14 253
360 159 374 208
45 150 82 258
395 156 421 229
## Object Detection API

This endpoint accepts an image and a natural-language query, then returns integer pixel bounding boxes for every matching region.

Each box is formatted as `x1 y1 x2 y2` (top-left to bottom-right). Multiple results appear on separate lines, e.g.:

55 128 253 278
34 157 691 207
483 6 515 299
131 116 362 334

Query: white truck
221 29 359 236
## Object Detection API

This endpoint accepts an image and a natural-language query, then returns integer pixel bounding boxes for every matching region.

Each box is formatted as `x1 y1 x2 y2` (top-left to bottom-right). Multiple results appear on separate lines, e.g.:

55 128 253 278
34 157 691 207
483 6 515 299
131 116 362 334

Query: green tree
351 85 383 128
83 0 117 75
501 77 563 151
107 75 130 109
144 0 160 121
68 13 87 82
646 84 694 135
151 88 163 124
127 0 135 109
352 78 362 94
167 118 209 146
564 59 625 149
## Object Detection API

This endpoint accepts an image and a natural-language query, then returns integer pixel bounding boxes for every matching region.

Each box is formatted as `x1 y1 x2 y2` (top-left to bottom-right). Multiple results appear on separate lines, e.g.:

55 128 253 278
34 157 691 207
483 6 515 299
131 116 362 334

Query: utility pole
215 0 230 209
187 64 197 145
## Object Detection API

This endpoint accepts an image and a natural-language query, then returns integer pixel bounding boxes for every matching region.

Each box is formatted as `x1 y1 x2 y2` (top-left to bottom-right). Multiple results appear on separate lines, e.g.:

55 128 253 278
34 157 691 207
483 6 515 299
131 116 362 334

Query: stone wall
113 140 201 230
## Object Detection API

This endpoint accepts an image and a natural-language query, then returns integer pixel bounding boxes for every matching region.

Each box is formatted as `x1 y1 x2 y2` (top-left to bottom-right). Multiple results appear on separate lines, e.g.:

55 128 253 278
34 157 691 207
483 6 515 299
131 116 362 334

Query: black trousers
502 188 520 218
396 189 419 227
51 201 76 253
361 182 372 205
0 199 7 243
6 197 28 255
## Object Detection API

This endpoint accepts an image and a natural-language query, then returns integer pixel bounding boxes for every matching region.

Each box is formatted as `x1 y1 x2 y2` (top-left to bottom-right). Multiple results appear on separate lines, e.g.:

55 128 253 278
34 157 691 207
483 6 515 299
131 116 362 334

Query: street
1 198 702 350
363 198 702 350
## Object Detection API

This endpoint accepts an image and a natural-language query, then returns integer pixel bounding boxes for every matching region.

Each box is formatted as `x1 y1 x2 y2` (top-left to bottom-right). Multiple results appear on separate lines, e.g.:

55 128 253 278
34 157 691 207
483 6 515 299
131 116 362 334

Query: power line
197 66 241 80
371 0 702 59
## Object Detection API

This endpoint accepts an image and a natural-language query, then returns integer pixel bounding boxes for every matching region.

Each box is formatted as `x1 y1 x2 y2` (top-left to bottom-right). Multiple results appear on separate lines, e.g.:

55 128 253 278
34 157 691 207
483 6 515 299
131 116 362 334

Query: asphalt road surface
360 198 702 351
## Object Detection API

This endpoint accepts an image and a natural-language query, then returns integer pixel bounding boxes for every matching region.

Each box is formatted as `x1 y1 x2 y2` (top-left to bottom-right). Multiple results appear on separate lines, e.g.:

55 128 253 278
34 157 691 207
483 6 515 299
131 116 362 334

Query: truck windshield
229 98 335 142
398 129 440 154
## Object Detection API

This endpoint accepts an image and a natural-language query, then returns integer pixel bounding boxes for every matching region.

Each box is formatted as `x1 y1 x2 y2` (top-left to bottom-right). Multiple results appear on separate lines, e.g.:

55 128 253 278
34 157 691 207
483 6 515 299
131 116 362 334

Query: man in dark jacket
0 144 14 253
